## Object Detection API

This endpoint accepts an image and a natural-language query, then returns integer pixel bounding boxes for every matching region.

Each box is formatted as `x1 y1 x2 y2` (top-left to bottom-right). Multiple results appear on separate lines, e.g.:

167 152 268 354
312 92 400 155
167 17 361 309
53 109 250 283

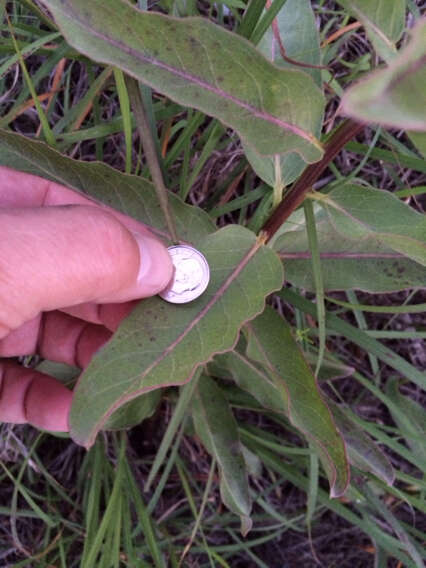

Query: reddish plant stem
261 118 365 241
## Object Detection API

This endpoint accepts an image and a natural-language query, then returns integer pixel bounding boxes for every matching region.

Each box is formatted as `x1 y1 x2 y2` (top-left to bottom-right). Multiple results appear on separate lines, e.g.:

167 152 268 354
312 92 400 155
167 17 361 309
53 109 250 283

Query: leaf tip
70 429 95 450
329 473 350 499
240 515 253 537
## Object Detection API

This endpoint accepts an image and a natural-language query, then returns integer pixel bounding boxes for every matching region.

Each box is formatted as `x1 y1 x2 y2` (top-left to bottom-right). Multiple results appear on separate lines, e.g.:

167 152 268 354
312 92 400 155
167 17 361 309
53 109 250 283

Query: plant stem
261 119 364 241
125 76 179 243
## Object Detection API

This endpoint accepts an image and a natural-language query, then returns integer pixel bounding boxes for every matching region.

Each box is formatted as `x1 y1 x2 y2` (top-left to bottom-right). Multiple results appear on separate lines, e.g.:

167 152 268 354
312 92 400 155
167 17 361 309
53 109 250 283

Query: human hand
0 166 173 433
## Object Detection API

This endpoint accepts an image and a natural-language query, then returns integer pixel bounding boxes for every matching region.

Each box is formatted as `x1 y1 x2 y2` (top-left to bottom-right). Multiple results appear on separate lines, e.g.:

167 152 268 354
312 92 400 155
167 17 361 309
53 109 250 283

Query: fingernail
98 232 174 303
133 232 173 297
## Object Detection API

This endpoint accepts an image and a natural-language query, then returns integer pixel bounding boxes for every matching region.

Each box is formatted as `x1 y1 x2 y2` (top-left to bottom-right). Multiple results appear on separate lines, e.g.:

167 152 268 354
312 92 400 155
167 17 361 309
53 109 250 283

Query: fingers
0 361 72 431
0 205 173 339
0 311 114 432
0 311 112 367
0 165 164 238
60 300 138 330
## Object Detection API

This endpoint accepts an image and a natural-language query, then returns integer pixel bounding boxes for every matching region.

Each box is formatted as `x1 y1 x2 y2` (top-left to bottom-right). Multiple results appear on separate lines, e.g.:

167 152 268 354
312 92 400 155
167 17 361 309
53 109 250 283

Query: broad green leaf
337 0 406 62
245 0 323 188
245 307 349 497
386 378 426 470
327 401 395 485
273 204 426 292
312 184 426 267
35 358 162 430
192 375 252 519
342 19 426 129
0 129 214 244
39 0 324 162
70 226 283 447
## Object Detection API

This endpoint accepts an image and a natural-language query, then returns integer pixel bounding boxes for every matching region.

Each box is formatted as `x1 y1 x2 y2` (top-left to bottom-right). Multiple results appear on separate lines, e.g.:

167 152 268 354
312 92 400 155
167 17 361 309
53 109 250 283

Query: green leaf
146 373 200 494
245 307 349 497
35 360 80 383
327 401 395 485
212 349 287 415
273 203 426 292
244 0 323 188
0 129 214 244
305 353 355 382
342 19 426 129
104 390 162 430
192 375 252 519
408 131 426 159
386 378 426 470
241 445 263 479
337 0 406 62
213 346 384 484
70 226 284 447
312 184 426 267
212 348 354 409
258 0 322 86
39 0 324 162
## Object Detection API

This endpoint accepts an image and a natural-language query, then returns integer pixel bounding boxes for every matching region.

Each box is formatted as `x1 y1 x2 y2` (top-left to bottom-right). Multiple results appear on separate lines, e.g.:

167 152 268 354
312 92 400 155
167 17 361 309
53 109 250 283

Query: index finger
0 166 156 238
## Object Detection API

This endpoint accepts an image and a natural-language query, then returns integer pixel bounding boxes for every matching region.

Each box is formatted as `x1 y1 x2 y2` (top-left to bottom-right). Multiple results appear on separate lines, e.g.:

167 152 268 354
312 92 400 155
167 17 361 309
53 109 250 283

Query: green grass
1 1 425 566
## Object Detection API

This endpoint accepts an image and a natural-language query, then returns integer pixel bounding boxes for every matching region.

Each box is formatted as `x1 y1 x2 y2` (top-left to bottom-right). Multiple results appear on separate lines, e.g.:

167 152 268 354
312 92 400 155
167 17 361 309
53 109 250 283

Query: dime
159 245 210 304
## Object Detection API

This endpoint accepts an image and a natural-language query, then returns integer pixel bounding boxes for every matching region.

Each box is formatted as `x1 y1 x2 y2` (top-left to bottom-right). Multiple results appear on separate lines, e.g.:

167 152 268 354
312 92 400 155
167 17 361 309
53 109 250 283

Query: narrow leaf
241 445 263 478
245 0 323 187
311 184 426 267
212 347 354 408
280 288 426 391
327 401 395 485
39 0 324 161
337 0 406 62
303 199 326 377
342 19 426 129
258 0 322 86
245 307 349 497
70 226 283 447
408 131 426 159
386 378 426 469
304 353 355 382
212 349 287 414
214 344 382 485
273 203 426 292
0 129 214 243
146 372 200 493
192 375 252 519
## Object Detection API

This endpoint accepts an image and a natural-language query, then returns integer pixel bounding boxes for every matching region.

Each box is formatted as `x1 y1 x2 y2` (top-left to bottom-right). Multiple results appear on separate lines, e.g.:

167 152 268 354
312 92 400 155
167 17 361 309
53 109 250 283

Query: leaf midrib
279 252 405 259
55 1 317 145
83 238 266 445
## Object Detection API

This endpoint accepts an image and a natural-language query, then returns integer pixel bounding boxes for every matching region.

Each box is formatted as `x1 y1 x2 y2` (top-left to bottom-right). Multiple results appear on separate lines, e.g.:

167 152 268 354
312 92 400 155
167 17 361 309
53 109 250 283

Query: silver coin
159 245 210 304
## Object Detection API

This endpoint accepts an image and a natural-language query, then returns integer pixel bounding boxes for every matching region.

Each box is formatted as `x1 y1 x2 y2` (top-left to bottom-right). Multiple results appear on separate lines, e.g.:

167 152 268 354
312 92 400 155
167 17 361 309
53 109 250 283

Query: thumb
0 205 173 337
